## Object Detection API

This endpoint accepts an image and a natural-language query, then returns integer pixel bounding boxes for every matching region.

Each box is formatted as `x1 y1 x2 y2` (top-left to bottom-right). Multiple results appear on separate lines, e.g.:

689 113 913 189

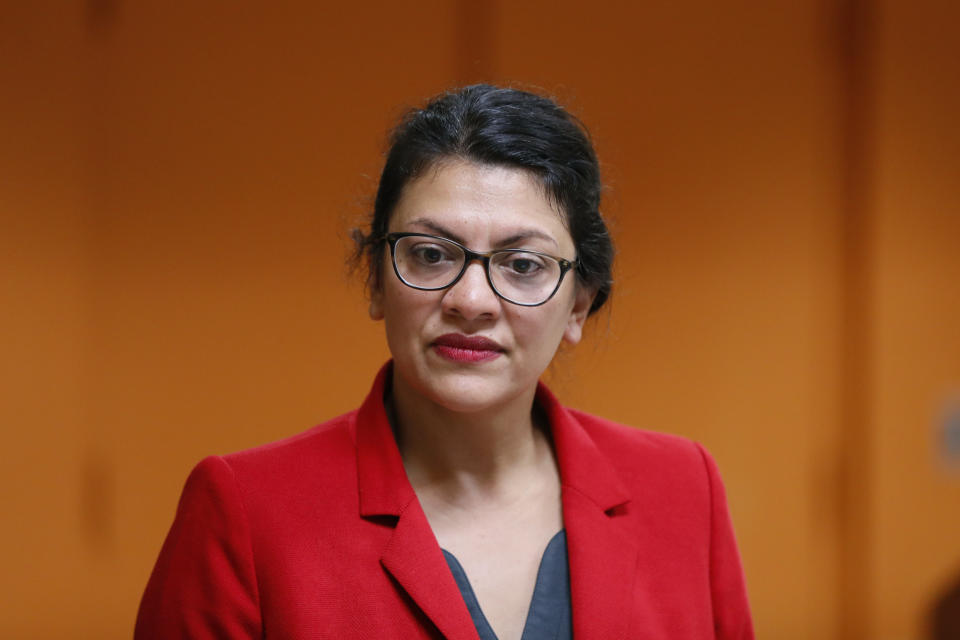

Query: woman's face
369 160 593 415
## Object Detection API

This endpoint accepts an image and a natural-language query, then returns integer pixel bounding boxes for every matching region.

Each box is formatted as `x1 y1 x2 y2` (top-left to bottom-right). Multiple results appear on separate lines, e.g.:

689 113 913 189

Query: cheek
542 293 580 347
381 284 433 341
511 305 571 355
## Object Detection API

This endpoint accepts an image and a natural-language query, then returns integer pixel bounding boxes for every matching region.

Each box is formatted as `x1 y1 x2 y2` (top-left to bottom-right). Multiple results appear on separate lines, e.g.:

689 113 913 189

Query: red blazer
136 364 754 639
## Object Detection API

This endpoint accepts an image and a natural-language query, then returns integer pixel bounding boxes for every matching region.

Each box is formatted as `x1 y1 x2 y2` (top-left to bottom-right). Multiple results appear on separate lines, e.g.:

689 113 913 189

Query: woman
136 85 754 639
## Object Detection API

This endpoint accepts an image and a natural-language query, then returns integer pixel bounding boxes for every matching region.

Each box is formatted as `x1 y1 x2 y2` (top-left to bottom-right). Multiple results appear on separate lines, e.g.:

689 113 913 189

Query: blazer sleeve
696 443 755 640
135 455 262 639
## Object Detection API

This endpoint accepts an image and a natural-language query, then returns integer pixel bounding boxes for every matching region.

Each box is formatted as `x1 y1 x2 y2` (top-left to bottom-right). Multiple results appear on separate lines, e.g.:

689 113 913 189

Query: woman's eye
411 244 453 264
505 255 544 275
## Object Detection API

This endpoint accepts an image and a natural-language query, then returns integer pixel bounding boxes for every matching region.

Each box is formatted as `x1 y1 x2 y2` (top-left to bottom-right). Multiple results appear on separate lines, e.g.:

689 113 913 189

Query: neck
389 369 555 505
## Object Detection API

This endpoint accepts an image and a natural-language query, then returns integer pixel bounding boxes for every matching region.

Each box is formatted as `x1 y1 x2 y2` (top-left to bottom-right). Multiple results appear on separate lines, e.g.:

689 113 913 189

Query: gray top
441 530 572 640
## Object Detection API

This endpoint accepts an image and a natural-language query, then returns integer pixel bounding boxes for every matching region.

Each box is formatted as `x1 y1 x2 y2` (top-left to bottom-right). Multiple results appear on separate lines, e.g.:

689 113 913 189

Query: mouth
431 333 505 363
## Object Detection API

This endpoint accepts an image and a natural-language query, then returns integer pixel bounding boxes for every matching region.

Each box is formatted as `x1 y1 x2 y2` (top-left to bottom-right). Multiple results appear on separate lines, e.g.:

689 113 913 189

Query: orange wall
2 5 92 633
867 0 960 636
1 2 958 638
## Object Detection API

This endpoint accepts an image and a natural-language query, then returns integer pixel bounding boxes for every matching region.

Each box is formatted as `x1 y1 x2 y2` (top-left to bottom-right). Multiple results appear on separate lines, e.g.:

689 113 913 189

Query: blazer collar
354 362 480 640
354 362 638 640
536 383 638 640
535 382 631 512
355 362 414 518
355 363 632 515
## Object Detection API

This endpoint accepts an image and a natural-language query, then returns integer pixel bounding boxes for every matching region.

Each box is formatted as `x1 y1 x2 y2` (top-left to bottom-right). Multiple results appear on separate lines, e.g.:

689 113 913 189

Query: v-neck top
441 530 572 640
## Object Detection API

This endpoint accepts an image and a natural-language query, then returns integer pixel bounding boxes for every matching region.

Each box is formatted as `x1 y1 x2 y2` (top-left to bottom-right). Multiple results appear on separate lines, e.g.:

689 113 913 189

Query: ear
368 286 384 321
562 285 595 346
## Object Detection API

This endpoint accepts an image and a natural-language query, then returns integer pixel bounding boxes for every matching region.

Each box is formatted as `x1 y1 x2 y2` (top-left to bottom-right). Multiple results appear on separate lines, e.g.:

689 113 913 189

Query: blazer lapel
379 500 481 640
355 364 480 640
538 384 639 640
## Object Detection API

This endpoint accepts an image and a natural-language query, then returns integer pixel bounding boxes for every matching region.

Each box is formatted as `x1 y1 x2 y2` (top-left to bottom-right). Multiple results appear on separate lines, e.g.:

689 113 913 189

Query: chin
401 361 529 416
431 374 514 413
438 388 517 414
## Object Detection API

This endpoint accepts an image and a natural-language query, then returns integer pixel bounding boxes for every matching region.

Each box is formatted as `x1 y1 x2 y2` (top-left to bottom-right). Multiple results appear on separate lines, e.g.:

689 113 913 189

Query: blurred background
2 1 958 638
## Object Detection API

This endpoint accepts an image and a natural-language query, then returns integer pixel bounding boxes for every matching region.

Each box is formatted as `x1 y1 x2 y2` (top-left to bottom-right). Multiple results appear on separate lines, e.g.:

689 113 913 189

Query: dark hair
354 84 613 315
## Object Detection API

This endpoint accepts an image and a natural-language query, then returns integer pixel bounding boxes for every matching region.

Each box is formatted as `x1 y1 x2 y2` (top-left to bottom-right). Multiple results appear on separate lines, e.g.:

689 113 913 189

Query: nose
440 260 501 322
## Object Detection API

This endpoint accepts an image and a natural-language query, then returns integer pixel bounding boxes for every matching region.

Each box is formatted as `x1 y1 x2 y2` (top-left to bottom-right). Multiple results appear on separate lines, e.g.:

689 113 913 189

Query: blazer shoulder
563 408 721 503
567 408 705 465
226 409 355 458
215 410 359 492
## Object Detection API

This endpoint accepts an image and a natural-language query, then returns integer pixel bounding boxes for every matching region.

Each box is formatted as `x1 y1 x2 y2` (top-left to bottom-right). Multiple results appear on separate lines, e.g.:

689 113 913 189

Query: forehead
389 160 571 248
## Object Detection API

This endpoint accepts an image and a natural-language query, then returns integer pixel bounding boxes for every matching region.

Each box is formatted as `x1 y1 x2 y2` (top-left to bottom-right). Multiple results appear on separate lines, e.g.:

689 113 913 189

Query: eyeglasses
384 232 577 307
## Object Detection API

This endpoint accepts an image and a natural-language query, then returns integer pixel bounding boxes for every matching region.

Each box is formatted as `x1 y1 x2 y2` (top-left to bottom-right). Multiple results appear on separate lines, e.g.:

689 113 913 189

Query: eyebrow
404 217 560 249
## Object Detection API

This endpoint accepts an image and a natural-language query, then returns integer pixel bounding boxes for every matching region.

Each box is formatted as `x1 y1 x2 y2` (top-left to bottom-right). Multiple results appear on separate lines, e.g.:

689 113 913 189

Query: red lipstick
432 333 504 363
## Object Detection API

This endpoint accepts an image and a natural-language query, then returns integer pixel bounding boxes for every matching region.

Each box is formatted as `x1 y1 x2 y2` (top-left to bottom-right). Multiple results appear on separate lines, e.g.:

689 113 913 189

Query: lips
431 333 504 363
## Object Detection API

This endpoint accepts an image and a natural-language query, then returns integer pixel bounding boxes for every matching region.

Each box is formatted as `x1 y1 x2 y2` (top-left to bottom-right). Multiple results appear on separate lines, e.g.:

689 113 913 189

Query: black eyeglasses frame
383 232 578 307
